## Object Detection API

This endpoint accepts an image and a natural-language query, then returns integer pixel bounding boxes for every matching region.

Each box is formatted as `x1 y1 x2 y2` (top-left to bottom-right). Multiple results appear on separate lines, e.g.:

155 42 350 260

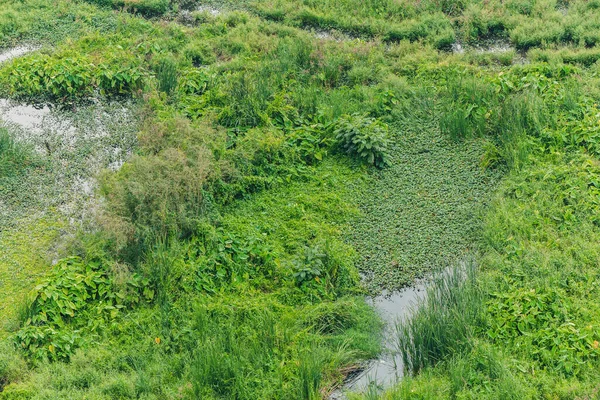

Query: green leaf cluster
335 113 391 168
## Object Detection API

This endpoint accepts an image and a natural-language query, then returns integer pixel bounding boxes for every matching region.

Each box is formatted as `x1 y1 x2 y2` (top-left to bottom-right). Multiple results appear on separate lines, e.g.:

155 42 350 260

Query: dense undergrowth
2 0 600 399
354 60 600 399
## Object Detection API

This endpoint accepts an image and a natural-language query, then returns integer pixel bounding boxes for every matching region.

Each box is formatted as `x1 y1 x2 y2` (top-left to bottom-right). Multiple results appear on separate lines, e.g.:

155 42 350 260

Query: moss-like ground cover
352 106 500 293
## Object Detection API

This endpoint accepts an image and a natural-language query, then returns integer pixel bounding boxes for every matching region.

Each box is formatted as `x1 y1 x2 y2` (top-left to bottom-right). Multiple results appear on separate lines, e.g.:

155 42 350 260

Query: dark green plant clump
335 113 390 168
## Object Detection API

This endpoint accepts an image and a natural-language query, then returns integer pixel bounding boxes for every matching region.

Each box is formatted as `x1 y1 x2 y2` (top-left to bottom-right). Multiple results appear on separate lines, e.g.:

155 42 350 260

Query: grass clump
0 128 34 179
396 262 484 375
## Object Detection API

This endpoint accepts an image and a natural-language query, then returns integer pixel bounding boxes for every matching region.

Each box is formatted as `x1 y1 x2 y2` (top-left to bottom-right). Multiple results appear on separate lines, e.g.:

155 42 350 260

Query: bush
16 257 118 362
487 287 600 376
100 145 213 248
0 53 144 101
114 0 170 17
334 113 390 168
183 41 216 67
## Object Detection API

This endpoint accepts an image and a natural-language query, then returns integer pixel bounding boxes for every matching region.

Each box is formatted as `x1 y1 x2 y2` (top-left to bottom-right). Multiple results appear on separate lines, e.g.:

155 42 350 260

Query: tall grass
0 128 31 179
492 91 548 170
396 261 484 375
189 303 326 399
155 57 178 97
439 76 494 141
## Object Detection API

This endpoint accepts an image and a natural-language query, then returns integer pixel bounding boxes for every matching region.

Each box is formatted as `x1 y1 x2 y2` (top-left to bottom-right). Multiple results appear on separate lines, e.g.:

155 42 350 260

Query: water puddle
0 45 40 63
178 4 224 25
452 39 515 55
197 5 222 16
312 29 354 42
451 39 529 65
0 99 50 132
451 42 465 54
0 95 138 228
330 283 427 398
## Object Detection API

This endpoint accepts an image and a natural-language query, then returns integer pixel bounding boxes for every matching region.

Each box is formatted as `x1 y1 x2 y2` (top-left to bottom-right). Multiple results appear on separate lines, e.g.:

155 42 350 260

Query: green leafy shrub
292 242 357 299
183 41 216 67
99 0 171 17
487 287 600 376
0 53 144 101
293 245 327 286
334 113 390 168
286 122 335 165
16 257 118 362
14 254 152 363
188 230 277 294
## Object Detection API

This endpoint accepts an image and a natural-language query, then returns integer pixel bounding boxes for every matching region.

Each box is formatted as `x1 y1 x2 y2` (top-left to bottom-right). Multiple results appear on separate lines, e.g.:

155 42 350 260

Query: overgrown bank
3 0 600 399
355 67 600 398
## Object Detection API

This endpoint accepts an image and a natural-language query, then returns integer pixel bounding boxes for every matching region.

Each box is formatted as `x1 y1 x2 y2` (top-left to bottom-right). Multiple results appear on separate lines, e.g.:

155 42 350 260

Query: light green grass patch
0 214 65 336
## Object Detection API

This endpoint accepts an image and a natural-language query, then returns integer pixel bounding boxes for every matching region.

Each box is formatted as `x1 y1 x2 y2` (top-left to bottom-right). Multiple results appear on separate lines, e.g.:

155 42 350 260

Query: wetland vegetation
1 0 600 399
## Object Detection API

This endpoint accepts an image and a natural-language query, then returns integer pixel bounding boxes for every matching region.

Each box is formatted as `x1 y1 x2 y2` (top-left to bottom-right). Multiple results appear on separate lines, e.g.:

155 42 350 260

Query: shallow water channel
331 282 427 398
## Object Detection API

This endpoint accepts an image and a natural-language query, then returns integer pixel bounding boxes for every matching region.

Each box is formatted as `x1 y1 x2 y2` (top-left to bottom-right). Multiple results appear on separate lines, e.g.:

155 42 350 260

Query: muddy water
453 39 515 55
0 45 40 63
0 98 137 226
0 99 50 132
330 283 427 398
0 46 138 229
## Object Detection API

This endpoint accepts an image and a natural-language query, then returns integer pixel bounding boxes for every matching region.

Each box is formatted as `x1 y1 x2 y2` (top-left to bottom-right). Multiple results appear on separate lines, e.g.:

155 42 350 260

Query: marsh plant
155 56 178 97
396 261 484 375
335 113 391 168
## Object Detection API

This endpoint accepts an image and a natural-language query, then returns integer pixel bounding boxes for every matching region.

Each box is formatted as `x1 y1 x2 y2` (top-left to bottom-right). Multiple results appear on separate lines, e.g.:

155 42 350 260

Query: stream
330 283 427 398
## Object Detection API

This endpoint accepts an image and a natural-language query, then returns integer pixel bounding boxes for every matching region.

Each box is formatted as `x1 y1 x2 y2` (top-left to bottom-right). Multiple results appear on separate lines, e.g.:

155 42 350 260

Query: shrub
15 257 117 362
292 242 358 299
100 143 213 249
0 53 144 101
334 113 390 168
487 287 600 376
114 0 170 17
183 41 216 67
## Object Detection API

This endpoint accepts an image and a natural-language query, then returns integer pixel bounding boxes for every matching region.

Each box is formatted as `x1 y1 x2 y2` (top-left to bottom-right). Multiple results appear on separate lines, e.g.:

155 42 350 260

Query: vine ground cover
351 108 500 293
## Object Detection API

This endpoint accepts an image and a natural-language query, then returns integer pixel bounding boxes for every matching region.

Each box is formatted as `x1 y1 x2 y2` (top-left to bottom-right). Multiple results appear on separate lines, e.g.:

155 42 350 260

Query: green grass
0 128 31 178
4 0 600 398
1 159 382 398
0 215 65 338
396 261 484 375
